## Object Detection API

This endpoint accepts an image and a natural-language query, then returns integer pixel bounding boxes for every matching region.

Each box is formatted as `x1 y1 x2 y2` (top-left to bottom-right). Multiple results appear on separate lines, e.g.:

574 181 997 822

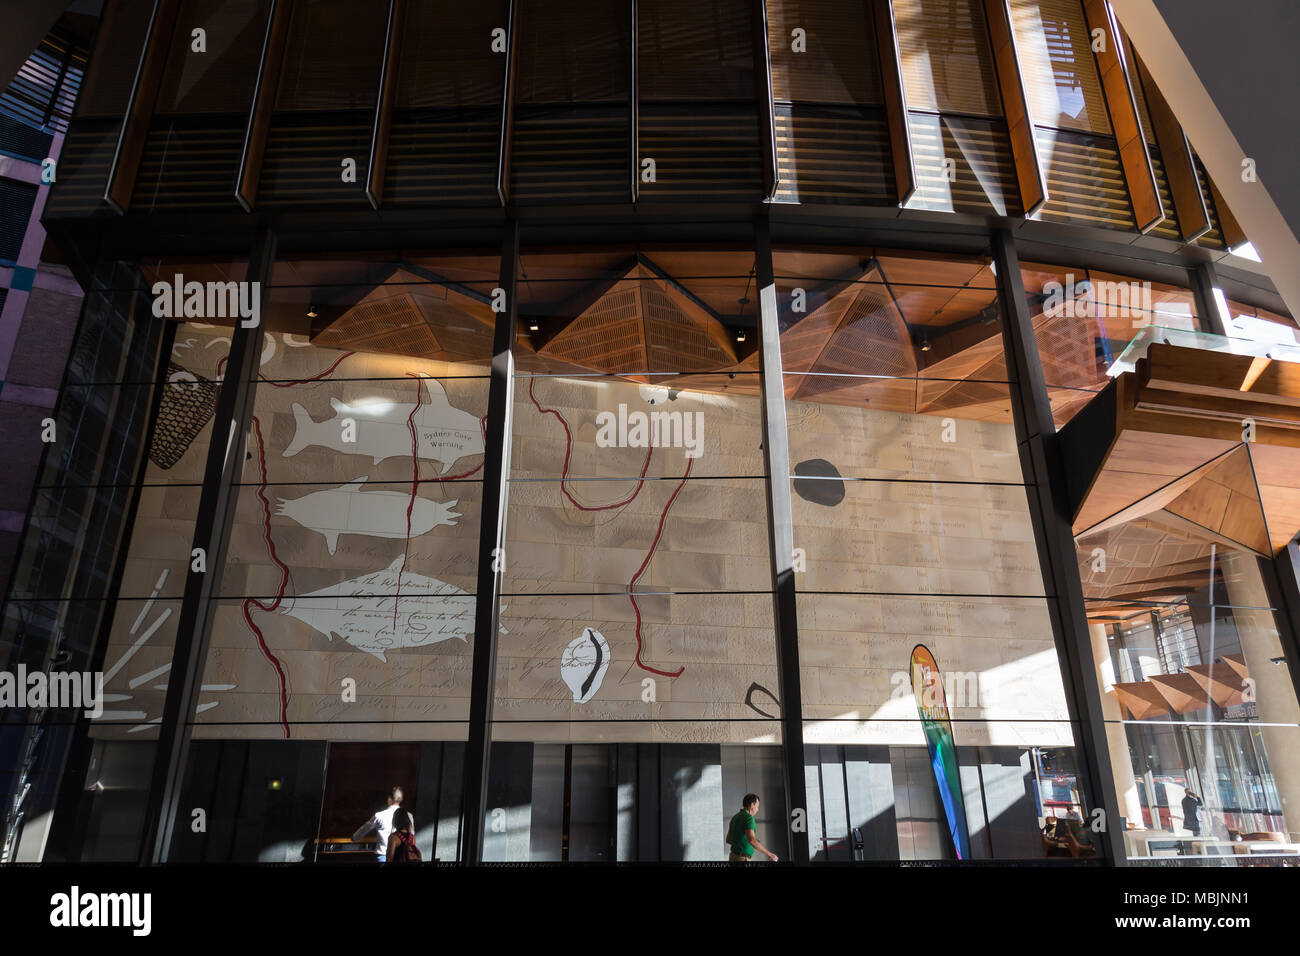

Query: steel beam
137 227 275 863
460 220 518 864
992 229 1128 864
755 218 810 865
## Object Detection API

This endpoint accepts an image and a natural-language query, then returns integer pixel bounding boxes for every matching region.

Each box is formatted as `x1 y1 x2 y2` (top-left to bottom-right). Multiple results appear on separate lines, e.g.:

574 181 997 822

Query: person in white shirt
352 786 415 863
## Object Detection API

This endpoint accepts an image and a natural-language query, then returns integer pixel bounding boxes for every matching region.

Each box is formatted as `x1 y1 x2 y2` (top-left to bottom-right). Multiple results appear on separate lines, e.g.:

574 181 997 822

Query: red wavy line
215 349 354 383
526 376 688 678
225 350 358 739
527 376 653 511
393 374 424 627
243 415 292 738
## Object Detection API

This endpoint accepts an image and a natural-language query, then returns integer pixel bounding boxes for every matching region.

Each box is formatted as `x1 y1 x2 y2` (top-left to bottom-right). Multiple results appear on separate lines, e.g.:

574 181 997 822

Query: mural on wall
91 319 1073 747
910 644 971 860
283 377 485 469
150 363 219 469
744 682 780 720
283 556 489 662
560 627 610 703
275 478 462 555
98 568 236 734
792 458 845 507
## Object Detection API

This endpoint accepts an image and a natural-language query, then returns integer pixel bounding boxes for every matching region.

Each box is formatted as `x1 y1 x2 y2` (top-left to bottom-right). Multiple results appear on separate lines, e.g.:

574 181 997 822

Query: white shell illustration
561 627 610 704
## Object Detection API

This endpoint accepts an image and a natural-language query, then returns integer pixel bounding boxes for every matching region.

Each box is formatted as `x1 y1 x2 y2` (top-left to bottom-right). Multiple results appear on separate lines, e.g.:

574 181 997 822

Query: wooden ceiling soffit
1246 443 1300 553
790 279 916 405
779 264 876 386
1072 435 1237 539
1141 344 1300 415
537 260 737 376
1112 681 1170 720
1159 446 1271 556
312 267 494 361
1061 345 1300 551
914 325 1009 417
1142 508 1263 561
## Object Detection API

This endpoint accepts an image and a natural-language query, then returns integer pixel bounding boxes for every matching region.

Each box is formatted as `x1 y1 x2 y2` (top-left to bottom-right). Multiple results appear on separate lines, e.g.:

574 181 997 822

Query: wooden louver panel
1131 48 1209 242
893 0 999 116
873 0 916 205
1081 0 1162 232
1009 0 1109 134
766 0 882 105
983 0 1046 215
106 0 181 213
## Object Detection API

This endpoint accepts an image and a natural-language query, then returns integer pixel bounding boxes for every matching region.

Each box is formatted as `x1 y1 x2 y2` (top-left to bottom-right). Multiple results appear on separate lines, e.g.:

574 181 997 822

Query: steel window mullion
366 0 405 209
496 0 519 207
1188 261 1230 338
138 227 276 864
991 228 1127 864
460 220 519 864
755 218 811 865
630 0 639 204
754 0 778 200
1257 546 1300 729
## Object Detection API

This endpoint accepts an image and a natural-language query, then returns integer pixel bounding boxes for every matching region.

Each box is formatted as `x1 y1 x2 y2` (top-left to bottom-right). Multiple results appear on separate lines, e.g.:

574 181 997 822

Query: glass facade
4 0 1300 870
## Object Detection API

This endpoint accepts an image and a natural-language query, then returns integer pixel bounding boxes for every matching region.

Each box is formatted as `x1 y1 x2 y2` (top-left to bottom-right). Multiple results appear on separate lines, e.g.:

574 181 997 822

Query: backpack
390 830 422 864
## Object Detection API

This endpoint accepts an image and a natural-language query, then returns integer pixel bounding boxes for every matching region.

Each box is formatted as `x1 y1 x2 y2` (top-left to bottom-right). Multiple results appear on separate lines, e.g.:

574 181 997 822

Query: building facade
3 0 1300 865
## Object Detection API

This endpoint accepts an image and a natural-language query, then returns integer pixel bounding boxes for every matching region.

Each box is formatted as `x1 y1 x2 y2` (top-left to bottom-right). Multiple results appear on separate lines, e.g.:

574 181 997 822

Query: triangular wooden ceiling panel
1186 661 1248 707
1113 681 1171 720
312 268 494 362
1147 672 1211 714
1161 446 1270 555
537 262 737 375
1246 444 1300 553
1073 431 1237 537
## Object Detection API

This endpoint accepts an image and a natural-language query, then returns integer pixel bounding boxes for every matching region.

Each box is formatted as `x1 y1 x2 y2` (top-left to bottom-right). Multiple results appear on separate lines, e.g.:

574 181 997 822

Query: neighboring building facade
3 0 1300 865
0 22 90 600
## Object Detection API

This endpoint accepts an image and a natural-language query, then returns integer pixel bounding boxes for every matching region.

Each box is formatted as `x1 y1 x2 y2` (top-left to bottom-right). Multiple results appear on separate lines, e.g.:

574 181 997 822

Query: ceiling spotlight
528 319 540 332
920 337 932 352
736 328 747 343
306 304 318 319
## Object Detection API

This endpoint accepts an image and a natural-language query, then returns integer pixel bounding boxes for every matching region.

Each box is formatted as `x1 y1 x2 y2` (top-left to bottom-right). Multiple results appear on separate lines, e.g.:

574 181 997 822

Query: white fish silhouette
274 477 461 554
283 378 484 473
561 627 610 703
282 557 503 662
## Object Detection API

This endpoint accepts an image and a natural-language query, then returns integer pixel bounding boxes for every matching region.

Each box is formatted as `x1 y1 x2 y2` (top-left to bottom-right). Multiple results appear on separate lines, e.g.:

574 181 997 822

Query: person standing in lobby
353 787 415 864
725 794 779 863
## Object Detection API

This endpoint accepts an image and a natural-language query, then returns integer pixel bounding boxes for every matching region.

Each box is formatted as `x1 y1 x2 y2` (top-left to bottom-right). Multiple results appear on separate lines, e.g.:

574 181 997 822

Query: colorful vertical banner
910 644 971 860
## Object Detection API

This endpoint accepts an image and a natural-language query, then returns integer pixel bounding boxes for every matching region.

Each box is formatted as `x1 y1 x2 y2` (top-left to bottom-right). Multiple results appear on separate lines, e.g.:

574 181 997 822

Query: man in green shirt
725 794 779 862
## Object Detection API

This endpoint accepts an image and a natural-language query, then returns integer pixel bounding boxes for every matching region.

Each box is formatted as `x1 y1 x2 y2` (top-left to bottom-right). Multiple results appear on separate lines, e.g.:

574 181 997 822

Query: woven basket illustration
150 362 220 470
